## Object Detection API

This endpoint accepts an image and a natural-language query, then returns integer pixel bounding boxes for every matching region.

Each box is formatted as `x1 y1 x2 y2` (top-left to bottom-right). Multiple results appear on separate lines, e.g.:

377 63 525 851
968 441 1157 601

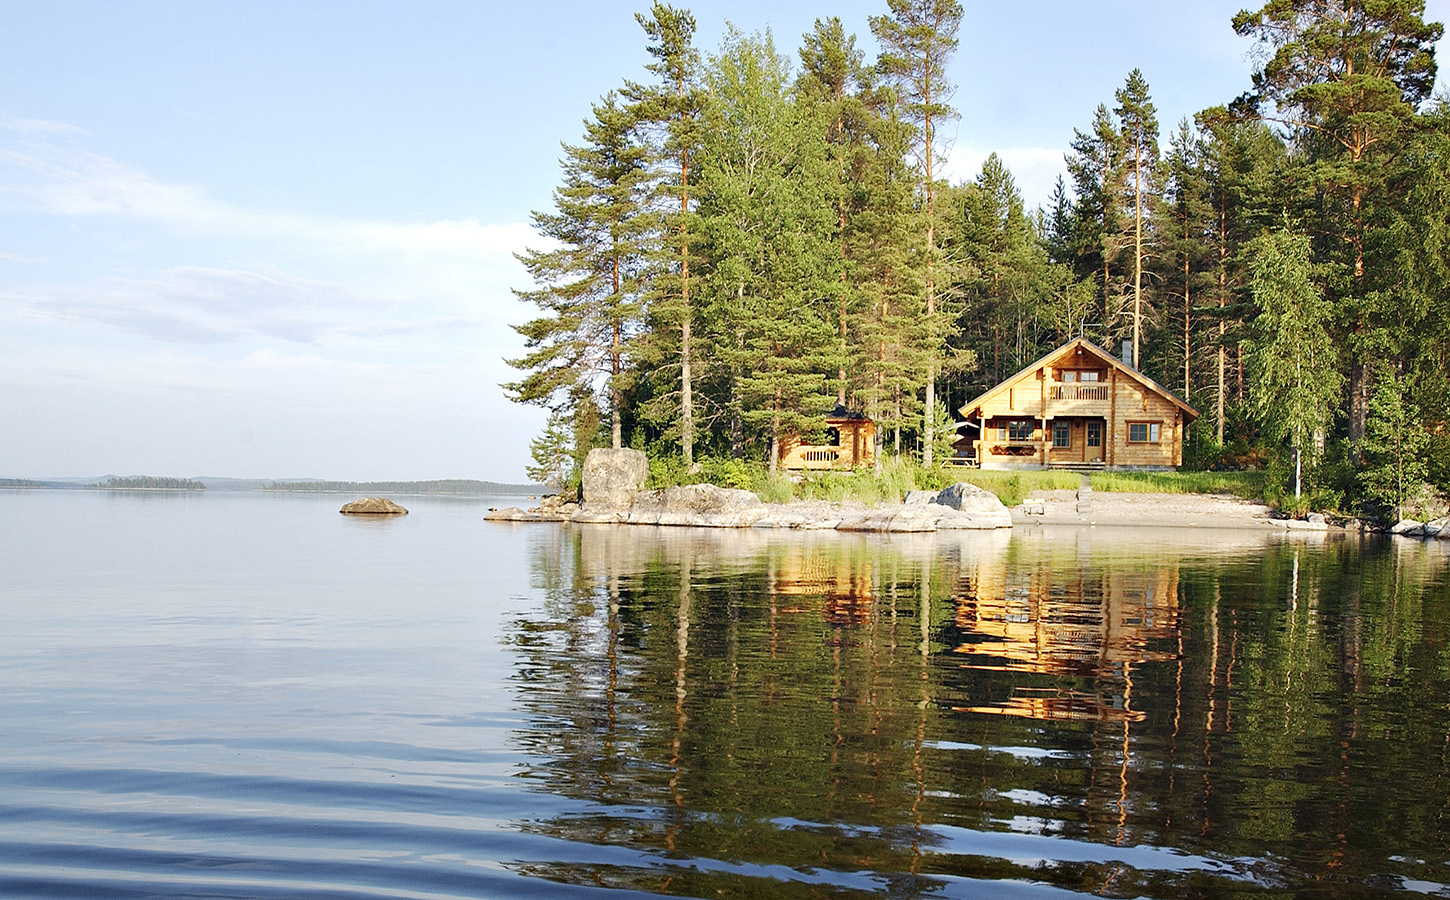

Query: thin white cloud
0 113 88 136
0 265 474 345
0 138 534 266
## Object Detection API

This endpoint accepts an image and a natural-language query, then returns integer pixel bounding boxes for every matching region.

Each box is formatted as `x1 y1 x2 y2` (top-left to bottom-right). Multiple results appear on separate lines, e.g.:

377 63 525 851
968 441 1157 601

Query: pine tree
1114 69 1160 371
628 2 706 464
954 154 1038 382
870 0 963 466
1065 104 1127 340
1233 0 1443 443
1159 119 1212 401
506 92 651 450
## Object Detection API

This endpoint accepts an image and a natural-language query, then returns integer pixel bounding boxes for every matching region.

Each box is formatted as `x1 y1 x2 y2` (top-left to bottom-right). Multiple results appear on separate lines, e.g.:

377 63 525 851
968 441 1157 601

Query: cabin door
1086 420 1104 462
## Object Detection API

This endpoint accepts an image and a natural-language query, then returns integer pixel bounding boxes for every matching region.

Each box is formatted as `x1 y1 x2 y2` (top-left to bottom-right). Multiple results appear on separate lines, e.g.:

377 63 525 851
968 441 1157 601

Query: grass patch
943 471 1082 507
1090 470 1265 499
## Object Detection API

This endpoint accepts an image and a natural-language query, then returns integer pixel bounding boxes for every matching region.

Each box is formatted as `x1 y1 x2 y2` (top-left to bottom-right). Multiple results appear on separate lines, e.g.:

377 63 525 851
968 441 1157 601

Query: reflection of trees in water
509 527 1450 897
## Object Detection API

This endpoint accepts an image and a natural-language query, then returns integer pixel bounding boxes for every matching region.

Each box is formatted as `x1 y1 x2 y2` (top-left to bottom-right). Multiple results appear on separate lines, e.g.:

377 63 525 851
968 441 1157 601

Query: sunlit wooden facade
959 338 1198 471
778 406 876 471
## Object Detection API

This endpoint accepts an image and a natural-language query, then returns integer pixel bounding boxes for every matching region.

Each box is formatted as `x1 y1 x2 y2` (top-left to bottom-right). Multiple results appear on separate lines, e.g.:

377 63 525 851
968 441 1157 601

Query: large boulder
340 497 408 515
931 482 1013 529
626 483 767 527
581 448 649 510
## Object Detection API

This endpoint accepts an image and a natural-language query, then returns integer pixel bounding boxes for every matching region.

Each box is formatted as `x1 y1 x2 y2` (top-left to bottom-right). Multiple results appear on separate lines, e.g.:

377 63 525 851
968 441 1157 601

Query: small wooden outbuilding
959 338 1198 471
778 406 877 470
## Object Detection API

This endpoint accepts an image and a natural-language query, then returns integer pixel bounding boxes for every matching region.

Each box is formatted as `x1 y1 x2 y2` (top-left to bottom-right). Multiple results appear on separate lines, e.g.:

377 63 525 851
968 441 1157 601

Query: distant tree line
261 479 539 495
508 0 1449 516
0 478 47 489
89 476 207 491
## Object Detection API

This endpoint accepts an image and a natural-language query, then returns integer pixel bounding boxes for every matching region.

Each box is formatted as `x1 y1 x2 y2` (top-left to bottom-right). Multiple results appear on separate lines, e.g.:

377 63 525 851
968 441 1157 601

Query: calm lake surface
3 490 1450 899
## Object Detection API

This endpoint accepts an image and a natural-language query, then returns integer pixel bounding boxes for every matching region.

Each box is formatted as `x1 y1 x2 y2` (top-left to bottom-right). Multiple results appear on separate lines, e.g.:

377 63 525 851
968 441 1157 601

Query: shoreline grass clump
646 452 1264 507
1090 469 1264 499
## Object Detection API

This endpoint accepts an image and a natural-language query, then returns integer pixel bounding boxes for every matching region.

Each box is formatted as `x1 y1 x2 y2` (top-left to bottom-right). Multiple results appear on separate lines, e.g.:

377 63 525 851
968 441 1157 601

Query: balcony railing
1050 384 1109 401
781 445 842 470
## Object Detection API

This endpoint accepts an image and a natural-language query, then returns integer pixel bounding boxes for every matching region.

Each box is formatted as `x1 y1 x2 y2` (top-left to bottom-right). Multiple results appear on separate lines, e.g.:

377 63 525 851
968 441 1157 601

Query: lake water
3 490 1450 899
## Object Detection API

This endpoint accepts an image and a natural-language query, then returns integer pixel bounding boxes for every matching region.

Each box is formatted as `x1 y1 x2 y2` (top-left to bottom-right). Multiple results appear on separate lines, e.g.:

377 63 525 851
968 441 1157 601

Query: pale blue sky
1 1 1445 481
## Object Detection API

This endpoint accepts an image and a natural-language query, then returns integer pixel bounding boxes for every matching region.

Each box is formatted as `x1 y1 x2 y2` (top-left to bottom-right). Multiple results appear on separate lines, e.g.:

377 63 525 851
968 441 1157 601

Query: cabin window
1058 369 1101 382
1128 421 1161 443
998 419 1035 441
1052 420 1070 448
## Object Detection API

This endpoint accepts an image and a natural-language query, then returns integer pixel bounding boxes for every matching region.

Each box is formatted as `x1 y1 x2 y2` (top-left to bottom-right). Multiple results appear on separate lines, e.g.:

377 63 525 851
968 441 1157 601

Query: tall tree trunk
1216 197 1227 445
1133 135 1143 370
677 78 694 466
922 105 936 468
1183 255 1191 399
611 243 624 450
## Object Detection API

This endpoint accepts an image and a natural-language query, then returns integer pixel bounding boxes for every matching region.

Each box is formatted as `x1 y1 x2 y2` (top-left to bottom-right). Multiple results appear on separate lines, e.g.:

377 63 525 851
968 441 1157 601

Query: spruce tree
696 27 836 468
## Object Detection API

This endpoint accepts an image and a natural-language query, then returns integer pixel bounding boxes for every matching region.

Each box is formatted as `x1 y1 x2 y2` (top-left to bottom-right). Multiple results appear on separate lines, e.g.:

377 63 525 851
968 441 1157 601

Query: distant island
2 476 542 495
88 476 206 492
260 479 540 496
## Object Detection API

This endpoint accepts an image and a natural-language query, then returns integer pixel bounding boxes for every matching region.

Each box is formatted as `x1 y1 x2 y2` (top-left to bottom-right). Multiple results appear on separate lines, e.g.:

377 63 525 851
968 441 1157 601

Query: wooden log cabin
959 338 1198 471
778 406 876 470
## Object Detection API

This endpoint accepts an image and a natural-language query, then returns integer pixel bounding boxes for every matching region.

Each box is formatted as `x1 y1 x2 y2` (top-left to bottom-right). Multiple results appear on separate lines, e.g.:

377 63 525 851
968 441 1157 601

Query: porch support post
1040 368 1048 467
1107 367 1117 467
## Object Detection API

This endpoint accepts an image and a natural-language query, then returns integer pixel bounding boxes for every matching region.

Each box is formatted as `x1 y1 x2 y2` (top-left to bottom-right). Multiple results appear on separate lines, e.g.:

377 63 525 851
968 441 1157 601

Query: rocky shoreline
484 449 1450 539
484 480 1013 532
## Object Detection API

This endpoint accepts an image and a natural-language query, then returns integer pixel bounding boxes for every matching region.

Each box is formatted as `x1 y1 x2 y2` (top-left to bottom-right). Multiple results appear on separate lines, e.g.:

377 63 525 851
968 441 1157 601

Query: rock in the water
341 497 408 516
581 448 649 510
484 506 533 521
1422 516 1448 538
1391 519 1425 536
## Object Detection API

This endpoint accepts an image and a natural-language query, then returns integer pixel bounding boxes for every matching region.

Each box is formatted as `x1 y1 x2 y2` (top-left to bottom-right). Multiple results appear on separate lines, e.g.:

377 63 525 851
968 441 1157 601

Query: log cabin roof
960 337 1199 423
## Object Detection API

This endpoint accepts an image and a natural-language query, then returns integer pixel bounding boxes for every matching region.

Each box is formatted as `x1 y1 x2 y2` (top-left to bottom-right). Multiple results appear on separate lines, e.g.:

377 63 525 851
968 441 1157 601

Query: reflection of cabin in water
951 556 1181 723
767 546 874 625
959 338 1197 471
778 406 876 471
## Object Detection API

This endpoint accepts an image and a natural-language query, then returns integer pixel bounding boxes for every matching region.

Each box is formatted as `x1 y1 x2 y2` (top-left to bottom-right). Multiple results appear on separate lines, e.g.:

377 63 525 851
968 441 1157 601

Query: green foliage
504 3 1450 499
1246 227 1340 498
526 410 577 490
1360 367 1431 518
